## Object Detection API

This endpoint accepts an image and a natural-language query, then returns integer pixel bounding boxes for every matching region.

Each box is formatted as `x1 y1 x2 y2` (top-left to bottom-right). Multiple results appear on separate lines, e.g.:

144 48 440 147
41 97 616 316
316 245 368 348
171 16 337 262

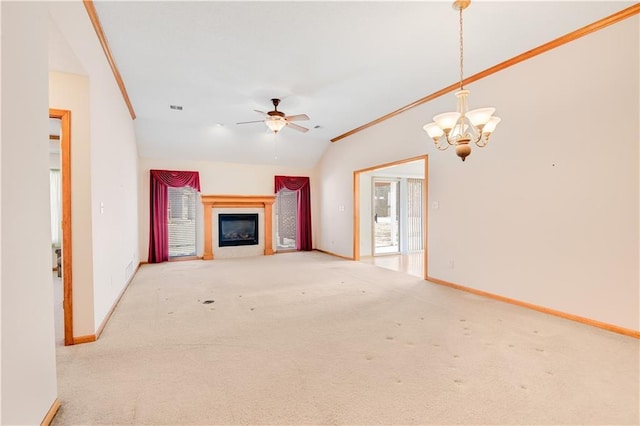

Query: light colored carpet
53 251 639 425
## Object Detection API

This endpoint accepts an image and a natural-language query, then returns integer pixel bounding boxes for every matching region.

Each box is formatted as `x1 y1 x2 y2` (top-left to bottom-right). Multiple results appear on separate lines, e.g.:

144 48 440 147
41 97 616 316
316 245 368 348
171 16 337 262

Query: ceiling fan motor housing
269 98 284 117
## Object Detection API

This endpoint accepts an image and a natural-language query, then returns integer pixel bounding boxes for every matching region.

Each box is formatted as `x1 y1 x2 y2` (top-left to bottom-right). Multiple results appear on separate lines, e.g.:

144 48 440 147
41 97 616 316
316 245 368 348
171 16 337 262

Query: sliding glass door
373 178 400 255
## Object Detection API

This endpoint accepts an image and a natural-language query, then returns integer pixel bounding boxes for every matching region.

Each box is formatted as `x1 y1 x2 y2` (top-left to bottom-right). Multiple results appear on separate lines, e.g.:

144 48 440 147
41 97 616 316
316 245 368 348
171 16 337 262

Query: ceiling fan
237 98 310 133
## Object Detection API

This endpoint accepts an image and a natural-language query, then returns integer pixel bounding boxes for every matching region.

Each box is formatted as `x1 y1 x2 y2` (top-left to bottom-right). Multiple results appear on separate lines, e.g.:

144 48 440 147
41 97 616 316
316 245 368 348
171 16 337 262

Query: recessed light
214 123 224 127
169 105 183 111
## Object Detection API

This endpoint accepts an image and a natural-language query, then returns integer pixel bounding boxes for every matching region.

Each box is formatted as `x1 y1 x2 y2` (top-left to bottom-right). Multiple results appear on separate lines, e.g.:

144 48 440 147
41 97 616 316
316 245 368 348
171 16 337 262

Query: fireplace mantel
201 195 276 260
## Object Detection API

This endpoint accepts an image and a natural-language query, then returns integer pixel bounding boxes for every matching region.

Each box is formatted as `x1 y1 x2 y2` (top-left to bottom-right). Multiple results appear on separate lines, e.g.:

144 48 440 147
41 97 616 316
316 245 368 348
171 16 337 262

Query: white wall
1 2 58 423
48 1 140 333
49 71 96 337
138 158 316 260
317 17 639 330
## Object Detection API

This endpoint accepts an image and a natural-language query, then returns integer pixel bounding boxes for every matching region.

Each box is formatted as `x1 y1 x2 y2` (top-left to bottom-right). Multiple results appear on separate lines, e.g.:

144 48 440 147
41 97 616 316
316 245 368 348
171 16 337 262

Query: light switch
432 201 439 209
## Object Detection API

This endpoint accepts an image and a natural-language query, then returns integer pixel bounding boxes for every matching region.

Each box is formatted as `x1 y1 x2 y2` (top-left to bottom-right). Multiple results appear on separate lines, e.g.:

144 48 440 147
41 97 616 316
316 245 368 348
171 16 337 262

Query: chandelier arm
473 134 488 147
475 137 489 148
434 141 450 151
444 133 457 146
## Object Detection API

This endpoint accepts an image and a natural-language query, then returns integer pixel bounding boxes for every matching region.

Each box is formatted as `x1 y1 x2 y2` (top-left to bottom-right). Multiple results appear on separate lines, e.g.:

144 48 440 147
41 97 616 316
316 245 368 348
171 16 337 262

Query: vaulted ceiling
85 1 631 168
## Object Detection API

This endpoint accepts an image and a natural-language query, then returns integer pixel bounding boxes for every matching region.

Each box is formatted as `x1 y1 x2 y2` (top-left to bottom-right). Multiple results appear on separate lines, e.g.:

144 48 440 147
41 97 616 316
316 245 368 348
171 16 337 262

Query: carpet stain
396 379 403 384
168 312 174 314
454 379 463 384
459 319 466 322
365 354 374 361
396 322 402 327
385 336 394 341
453 354 460 358
508 344 515 348
202 300 215 304
250 307 255 311
535 348 545 352
520 385 528 390
432 343 440 347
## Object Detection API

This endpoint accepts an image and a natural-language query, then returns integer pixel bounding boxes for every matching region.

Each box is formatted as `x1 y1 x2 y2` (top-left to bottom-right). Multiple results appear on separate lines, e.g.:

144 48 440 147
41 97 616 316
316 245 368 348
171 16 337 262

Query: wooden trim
354 155 430 175
94 262 141 339
40 399 60 426
314 249 353 261
168 255 201 262
331 4 640 143
82 0 136 120
72 334 96 345
201 195 277 260
427 276 640 339
353 170 360 261
49 109 74 346
422 157 429 280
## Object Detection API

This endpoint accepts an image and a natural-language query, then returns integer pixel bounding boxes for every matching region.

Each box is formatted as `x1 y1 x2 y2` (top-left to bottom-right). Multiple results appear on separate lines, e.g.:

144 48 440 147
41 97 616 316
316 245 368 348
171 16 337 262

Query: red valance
150 169 200 191
275 175 309 192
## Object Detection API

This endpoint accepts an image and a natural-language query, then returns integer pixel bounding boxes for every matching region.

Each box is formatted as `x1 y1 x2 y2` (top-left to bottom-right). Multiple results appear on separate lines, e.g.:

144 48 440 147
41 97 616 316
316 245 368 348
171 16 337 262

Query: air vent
169 105 183 111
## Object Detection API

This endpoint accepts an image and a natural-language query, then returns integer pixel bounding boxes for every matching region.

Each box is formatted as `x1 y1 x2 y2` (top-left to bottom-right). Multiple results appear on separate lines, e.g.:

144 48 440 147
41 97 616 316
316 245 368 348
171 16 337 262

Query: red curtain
149 170 201 263
274 176 312 251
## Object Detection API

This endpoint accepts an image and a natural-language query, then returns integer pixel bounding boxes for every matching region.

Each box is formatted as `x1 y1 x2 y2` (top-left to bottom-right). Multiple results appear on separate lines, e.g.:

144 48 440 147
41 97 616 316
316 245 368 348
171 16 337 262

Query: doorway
354 155 428 279
49 109 73 346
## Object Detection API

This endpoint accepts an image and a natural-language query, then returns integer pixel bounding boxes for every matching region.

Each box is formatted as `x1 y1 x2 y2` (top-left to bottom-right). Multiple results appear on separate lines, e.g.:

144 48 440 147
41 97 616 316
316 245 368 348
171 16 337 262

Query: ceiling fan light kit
237 98 310 134
423 0 501 162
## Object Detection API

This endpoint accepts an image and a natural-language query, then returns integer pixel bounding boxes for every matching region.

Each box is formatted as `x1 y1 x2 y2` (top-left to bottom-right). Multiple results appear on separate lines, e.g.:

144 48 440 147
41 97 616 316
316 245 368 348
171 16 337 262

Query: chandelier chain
459 6 464 90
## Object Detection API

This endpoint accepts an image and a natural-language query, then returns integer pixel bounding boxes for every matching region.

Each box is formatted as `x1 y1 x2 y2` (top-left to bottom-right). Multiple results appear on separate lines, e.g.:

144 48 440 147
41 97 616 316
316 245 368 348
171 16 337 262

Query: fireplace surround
201 195 276 260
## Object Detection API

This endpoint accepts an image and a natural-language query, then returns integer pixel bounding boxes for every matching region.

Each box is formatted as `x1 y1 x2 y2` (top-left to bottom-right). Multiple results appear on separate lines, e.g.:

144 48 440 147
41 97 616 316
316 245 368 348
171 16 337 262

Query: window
168 186 197 257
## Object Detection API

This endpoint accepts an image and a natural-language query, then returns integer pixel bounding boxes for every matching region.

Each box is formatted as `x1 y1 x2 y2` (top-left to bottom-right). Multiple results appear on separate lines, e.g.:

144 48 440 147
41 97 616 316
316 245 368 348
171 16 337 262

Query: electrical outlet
448 260 455 269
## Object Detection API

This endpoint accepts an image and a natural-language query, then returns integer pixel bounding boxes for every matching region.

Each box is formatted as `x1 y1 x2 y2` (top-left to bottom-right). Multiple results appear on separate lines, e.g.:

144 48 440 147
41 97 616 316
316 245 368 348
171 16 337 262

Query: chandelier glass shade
265 116 286 133
423 0 501 161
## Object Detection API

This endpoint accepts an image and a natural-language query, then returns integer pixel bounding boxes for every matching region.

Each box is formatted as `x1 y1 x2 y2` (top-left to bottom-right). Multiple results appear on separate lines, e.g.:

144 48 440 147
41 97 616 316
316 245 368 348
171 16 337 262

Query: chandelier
423 0 501 161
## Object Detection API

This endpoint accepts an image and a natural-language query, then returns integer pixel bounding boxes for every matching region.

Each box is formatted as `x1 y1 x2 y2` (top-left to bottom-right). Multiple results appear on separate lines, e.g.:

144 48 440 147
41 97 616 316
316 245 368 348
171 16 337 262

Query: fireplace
218 213 259 247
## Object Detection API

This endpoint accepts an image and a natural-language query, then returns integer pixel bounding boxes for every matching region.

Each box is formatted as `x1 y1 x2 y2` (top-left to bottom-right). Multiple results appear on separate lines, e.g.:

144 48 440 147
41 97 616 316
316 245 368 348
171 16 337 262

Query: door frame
353 154 428 279
50 108 74 346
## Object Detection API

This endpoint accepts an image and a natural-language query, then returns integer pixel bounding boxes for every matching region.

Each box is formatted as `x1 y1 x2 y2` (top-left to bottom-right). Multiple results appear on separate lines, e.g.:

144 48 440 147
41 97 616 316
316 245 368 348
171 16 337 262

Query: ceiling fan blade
253 110 267 116
286 122 309 133
236 120 264 125
285 114 309 122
